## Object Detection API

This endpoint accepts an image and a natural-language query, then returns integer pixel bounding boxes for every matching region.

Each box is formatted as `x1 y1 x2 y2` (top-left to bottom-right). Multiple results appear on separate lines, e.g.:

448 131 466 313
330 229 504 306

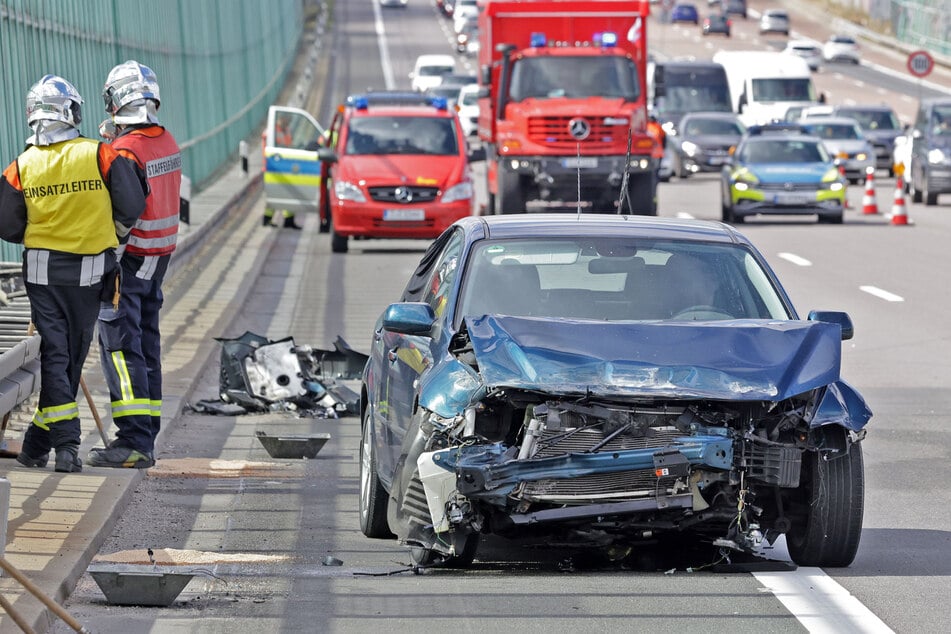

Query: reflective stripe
110 399 152 418
136 215 180 231
111 350 135 401
32 401 80 430
127 233 178 250
135 255 159 280
79 253 106 286
25 250 49 284
150 400 162 417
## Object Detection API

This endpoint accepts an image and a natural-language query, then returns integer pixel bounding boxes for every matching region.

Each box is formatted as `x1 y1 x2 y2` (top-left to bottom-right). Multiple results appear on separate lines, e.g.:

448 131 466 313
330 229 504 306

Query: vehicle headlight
855 152 868 161
334 180 366 202
734 169 759 186
928 148 947 164
681 141 698 157
441 181 474 203
822 167 842 183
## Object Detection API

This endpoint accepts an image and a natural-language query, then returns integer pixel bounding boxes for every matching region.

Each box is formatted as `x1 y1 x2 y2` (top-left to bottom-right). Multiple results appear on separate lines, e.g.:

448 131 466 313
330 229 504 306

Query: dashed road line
860 285 904 302
778 252 813 266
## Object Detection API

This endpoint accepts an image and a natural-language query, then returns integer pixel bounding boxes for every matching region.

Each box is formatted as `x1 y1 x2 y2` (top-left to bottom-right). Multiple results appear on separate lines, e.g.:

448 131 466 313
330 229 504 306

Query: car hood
685 134 741 149
336 154 464 186
463 315 842 401
820 139 870 154
746 162 833 183
861 129 900 144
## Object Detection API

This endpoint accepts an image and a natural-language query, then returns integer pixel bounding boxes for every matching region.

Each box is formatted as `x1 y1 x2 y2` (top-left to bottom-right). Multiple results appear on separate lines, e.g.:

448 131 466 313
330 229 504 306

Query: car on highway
802 104 902 174
456 83 480 137
701 13 731 37
906 97 951 205
670 3 700 24
409 54 456 92
719 0 747 18
380 0 408 7
823 34 861 64
319 92 475 253
668 111 745 178
799 116 876 183
359 214 870 568
720 125 846 223
783 39 823 71
759 9 790 35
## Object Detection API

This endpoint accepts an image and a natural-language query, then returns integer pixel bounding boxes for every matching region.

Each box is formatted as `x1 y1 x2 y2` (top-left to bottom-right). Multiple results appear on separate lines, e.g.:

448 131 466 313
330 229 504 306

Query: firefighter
0 75 147 472
87 61 182 469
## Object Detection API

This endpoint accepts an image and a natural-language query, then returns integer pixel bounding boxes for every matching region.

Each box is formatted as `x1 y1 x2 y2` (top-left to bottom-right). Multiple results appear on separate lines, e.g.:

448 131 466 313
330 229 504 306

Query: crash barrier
0 280 40 434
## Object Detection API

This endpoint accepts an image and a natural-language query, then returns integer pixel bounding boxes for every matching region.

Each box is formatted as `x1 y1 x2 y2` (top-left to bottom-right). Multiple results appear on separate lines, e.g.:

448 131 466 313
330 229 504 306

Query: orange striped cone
861 167 878 215
890 174 909 225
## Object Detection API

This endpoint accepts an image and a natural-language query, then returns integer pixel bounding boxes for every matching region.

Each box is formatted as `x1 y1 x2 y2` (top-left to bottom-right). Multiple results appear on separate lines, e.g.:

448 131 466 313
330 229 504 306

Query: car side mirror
467 145 486 162
382 302 436 336
807 310 853 341
317 148 337 163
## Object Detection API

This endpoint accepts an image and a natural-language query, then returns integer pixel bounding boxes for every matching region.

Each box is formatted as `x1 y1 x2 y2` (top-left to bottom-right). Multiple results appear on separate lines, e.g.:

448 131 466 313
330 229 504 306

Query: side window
421 231 464 318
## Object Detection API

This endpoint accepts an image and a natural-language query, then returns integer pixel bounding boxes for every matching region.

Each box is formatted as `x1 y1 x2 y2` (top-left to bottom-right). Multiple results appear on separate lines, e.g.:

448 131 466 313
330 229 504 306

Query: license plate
383 208 425 221
773 193 813 205
561 157 599 169
708 156 727 165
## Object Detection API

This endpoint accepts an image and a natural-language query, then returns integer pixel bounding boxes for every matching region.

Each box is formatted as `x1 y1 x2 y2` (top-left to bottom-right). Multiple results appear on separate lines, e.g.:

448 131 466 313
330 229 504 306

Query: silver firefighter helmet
26 75 84 127
103 60 161 116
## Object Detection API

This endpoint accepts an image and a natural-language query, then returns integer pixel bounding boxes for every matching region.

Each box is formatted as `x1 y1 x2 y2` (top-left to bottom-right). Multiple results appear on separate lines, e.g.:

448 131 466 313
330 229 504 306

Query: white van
712 51 823 127
410 54 456 92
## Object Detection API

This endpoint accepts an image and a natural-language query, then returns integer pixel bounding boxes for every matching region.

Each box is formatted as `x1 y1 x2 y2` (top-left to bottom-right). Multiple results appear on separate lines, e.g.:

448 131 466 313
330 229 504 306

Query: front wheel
359 413 394 539
786 428 864 567
495 165 526 214
331 224 348 253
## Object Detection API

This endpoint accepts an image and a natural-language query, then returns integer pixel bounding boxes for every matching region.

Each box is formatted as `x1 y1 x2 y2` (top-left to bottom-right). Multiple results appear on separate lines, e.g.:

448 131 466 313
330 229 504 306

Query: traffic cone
861 166 878 215
890 173 910 225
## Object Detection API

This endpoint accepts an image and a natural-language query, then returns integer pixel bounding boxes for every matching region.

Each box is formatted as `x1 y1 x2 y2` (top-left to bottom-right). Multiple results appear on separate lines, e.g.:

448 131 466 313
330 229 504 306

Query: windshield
654 68 731 115
420 65 454 77
458 238 789 323
739 138 829 163
346 116 459 155
838 109 899 131
682 117 744 136
803 123 861 140
751 78 816 102
508 56 640 101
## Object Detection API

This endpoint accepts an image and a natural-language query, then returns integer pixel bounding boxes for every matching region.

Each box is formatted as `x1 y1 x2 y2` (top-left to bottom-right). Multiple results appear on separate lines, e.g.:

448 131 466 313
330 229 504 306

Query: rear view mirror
467 145 486 162
807 310 853 340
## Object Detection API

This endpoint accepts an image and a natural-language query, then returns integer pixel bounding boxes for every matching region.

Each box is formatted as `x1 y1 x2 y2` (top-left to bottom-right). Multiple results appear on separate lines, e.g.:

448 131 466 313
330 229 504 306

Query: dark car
670 112 744 177
721 125 846 223
720 0 747 18
360 214 870 568
670 3 700 24
908 97 951 205
702 13 731 37
834 105 901 173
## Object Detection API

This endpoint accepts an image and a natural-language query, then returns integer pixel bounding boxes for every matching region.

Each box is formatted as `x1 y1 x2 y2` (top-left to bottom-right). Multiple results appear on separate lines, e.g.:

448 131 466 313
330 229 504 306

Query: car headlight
822 167 842 183
734 169 759 186
928 148 947 164
334 180 366 202
441 181 474 203
855 152 868 161
681 141 698 157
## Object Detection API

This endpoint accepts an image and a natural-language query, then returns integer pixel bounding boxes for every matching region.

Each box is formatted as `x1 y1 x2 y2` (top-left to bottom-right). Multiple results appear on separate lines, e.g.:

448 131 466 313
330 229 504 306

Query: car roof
801 116 861 126
453 214 749 246
681 112 741 122
414 54 456 66
344 92 455 117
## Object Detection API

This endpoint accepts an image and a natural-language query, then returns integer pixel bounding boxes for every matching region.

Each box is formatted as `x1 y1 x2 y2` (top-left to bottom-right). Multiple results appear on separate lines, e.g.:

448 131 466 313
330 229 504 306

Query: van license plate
774 193 812 206
383 209 425 221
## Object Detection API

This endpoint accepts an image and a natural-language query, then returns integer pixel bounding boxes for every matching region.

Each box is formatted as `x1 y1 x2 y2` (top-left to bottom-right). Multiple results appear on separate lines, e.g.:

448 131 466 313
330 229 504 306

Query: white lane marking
371 0 395 89
778 252 812 266
860 285 904 302
754 568 895 633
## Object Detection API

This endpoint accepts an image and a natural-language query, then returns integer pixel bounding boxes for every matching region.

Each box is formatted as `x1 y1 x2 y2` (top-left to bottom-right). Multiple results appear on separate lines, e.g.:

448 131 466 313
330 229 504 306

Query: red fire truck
477 0 658 215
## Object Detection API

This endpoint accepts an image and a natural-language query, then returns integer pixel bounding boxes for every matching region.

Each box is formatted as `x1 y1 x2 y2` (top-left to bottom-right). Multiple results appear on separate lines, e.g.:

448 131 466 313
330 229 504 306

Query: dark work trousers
98 253 170 455
22 282 102 457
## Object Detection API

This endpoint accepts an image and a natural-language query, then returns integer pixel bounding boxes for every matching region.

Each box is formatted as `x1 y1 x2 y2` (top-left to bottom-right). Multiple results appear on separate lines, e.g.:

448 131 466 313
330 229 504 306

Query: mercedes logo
394 186 413 203
568 118 591 141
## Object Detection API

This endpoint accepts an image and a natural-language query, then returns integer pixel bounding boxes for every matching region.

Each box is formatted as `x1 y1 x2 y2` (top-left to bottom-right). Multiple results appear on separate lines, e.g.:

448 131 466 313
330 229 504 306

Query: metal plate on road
907 50 934 78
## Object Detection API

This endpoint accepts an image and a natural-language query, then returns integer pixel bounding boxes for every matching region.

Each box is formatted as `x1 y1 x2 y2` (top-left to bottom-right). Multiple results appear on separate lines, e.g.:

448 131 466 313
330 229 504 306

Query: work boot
283 216 302 230
86 444 155 469
16 450 49 468
263 214 275 227
54 447 83 473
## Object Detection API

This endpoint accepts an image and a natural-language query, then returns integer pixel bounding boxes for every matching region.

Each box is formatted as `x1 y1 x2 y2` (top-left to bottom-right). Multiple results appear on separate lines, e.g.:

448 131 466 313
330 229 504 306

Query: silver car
800 116 876 183
759 9 790 35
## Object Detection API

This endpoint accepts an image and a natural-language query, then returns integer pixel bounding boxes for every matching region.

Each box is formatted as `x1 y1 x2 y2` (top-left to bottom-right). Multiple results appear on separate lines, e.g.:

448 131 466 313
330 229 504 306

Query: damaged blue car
360 215 871 568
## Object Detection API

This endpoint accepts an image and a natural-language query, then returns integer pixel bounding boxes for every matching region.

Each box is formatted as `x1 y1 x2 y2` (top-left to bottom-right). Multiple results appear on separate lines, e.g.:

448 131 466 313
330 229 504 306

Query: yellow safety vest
18 138 117 254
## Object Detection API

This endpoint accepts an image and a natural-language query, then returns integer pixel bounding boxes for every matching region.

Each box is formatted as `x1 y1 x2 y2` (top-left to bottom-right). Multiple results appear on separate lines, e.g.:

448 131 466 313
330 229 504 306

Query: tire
926 191 938 206
786 428 864 567
359 413 394 539
410 532 479 569
721 188 741 223
495 164 526 214
331 228 348 253
818 212 844 224
623 173 657 215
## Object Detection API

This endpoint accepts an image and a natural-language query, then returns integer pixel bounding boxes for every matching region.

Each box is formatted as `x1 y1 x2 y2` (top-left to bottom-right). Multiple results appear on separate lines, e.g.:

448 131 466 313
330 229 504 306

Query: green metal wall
0 0 305 261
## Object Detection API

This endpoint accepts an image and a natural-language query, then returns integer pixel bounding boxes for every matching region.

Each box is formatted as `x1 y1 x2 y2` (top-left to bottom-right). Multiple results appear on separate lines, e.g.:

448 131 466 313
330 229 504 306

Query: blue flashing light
428 96 448 111
601 31 618 47
530 32 547 47
351 97 369 110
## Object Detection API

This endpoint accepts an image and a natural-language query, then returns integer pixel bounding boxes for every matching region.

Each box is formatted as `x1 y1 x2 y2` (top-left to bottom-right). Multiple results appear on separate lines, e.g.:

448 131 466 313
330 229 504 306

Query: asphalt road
53 1 950 632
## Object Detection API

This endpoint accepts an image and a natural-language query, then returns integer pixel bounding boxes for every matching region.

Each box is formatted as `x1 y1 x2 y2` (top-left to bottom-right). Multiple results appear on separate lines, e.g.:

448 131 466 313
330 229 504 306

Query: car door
373 230 465 479
263 105 325 216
